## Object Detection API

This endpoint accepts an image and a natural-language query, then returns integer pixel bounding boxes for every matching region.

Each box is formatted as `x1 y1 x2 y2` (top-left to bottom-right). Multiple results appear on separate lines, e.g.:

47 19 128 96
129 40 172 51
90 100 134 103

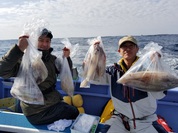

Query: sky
0 0 178 40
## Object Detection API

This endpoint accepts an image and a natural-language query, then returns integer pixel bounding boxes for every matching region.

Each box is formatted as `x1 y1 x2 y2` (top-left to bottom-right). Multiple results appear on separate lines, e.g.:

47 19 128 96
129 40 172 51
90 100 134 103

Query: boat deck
0 77 178 132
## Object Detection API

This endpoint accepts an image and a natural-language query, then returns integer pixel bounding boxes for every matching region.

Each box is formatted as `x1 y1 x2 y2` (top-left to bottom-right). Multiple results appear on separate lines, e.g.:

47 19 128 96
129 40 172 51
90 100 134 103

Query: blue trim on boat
0 77 178 132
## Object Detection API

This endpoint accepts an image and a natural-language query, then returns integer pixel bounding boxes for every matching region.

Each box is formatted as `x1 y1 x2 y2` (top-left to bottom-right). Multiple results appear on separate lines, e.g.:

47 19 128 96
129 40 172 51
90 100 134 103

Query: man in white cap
103 35 167 133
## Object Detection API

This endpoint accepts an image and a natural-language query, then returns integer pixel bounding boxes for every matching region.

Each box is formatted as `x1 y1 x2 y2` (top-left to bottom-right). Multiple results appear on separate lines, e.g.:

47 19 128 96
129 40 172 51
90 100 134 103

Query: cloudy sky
0 0 178 40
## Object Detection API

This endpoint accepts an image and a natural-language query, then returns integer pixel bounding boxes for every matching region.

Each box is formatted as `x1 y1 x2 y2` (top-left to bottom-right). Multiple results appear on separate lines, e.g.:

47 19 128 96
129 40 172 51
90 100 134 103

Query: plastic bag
11 39 47 104
117 42 178 92
60 57 74 96
60 38 79 80
22 18 49 45
80 36 106 88
73 114 96 133
10 18 49 104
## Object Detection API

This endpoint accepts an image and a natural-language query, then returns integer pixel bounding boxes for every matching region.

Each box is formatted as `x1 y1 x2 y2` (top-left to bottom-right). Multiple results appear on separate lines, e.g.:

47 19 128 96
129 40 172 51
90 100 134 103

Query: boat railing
0 77 178 132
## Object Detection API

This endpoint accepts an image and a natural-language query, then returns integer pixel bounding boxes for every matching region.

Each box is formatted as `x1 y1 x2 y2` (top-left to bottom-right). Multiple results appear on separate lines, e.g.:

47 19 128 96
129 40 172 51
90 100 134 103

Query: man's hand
63 47 70 57
150 51 161 62
18 35 29 52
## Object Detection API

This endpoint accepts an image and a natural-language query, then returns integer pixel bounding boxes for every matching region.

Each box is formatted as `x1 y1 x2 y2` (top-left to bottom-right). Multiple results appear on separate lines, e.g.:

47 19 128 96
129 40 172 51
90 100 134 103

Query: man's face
118 42 139 60
38 36 51 50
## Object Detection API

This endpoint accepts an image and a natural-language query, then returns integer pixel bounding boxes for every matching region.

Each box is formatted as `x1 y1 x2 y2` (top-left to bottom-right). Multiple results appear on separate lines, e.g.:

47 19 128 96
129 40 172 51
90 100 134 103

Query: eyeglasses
120 44 136 49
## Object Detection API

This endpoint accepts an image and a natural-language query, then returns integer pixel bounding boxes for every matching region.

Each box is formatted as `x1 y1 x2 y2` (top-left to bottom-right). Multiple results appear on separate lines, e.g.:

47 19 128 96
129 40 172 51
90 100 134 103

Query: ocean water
0 34 178 76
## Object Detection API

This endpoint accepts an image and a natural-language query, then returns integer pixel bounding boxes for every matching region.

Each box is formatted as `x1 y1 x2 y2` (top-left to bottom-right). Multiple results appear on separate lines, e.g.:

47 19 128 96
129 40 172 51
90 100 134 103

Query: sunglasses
120 44 136 49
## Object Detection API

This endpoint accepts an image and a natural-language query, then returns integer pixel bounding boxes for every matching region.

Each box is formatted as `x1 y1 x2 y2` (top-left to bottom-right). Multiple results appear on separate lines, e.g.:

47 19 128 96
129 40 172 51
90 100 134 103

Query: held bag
60 57 74 96
11 39 47 105
10 19 50 105
117 42 178 92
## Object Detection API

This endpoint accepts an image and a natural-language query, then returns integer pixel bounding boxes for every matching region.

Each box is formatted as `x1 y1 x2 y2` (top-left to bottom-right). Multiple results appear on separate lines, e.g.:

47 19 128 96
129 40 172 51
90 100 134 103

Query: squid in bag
10 20 48 104
80 36 106 88
60 57 74 96
60 38 78 96
117 42 178 92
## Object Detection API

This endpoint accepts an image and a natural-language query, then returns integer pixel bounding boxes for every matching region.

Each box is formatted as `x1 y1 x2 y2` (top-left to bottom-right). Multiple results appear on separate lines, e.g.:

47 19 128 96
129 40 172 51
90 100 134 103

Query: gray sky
0 0 178 40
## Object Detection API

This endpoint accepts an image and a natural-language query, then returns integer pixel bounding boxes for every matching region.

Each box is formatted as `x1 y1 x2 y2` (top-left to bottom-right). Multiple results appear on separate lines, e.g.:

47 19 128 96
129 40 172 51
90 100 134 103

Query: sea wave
0 34 178 75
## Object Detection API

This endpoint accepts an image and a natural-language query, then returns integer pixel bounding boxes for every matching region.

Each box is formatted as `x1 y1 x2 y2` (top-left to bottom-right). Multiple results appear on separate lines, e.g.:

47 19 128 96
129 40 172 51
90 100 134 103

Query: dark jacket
0 44 72 116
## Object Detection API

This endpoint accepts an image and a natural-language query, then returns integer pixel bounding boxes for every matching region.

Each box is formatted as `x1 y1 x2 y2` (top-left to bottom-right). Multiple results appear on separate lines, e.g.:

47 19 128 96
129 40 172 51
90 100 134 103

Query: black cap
40 28 53 39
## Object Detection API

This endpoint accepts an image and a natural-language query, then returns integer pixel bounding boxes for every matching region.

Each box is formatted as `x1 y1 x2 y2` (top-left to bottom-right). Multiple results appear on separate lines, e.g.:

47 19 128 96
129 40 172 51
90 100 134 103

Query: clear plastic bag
80 36 106 88
11 39 47 104
60 57 74 96
60 38 79 80
117 42 178 92
10 18 49 104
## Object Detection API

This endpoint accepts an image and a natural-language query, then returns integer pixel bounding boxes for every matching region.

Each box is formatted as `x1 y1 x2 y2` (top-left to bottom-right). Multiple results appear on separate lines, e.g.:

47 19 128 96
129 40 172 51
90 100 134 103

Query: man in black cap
0 28 79 125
